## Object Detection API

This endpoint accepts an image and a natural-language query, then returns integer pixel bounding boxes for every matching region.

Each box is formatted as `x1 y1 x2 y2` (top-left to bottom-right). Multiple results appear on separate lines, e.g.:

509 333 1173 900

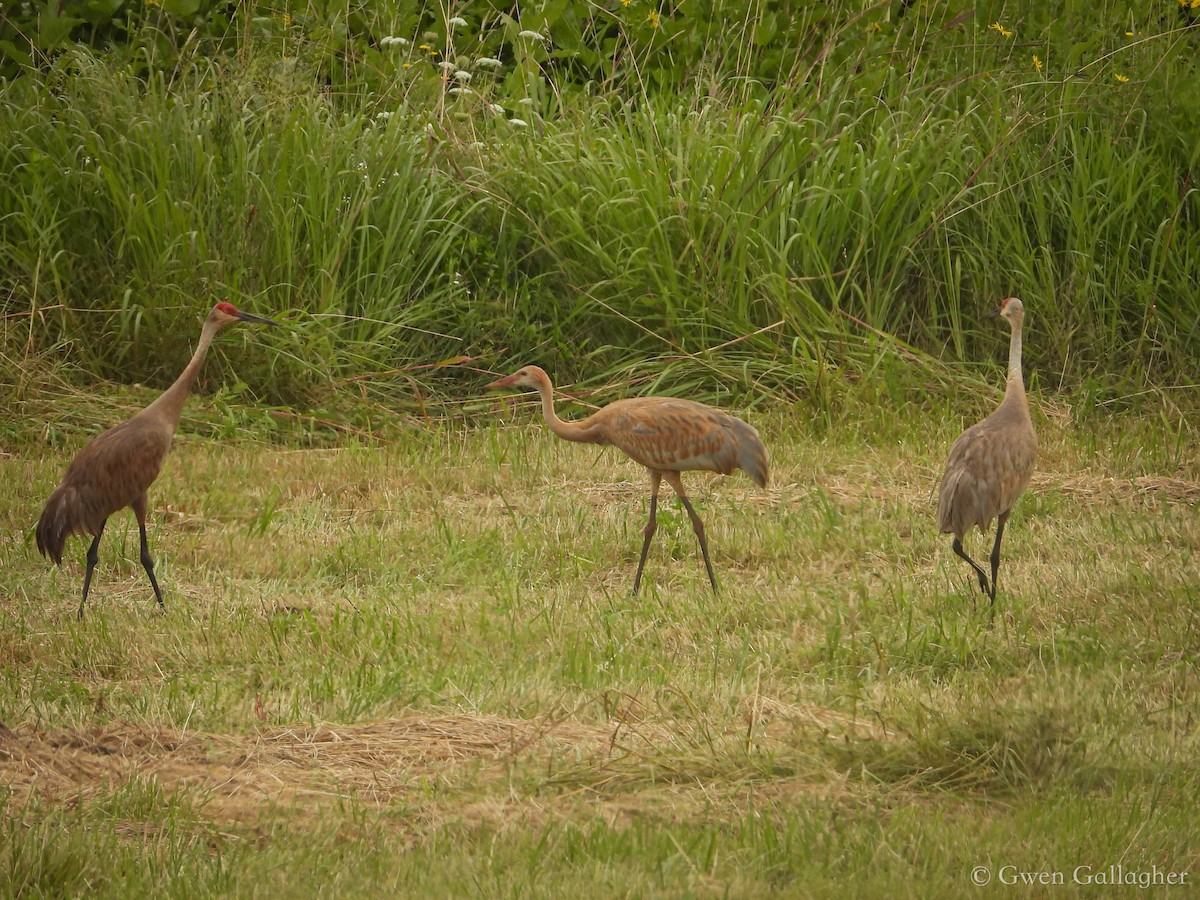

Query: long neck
142 320 220 429
533 377 595 443
1002 319 1027 407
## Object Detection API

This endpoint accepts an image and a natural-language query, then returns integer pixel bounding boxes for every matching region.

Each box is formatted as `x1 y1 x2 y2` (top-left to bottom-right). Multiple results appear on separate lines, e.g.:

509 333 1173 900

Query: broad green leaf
162 0 201 16
83 0 125 15
36 0 86 49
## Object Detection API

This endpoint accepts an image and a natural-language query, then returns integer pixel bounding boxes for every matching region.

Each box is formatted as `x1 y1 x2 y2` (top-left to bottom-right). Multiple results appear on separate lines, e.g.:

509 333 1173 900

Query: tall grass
0 7 1197 418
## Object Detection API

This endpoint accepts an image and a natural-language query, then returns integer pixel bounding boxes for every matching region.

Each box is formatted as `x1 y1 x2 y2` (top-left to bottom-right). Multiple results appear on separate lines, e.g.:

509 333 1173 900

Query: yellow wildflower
648 9 659 28
1125 30 1134 36
1032 55 1042 72
402 63 412 69
418 43 431 50
1114 73 1129 83
620 0 632 5
989 21 1013 38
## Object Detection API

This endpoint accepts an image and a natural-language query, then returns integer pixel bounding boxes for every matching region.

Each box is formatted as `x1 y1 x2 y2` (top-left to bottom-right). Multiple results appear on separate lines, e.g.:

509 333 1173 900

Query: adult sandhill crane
36 302 278 618
937 296 1037 605
486 365 768 595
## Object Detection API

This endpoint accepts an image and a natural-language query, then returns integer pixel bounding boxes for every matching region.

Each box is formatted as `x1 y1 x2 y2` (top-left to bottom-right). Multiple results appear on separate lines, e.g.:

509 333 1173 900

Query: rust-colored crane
36 302 278 618
486 365 768 594
937 297 1037 605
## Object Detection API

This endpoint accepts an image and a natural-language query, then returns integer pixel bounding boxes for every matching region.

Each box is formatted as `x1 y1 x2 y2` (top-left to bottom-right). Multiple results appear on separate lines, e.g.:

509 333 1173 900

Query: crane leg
78 519 107 620
988 511 1009 606
664 472 718 593
132 495 165 608
632 472 662 596
951 536 990 599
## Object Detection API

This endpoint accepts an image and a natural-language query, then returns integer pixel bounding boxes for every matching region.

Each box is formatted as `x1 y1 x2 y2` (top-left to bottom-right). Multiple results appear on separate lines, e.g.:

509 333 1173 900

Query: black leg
79 519 107 620
665 472 718 593
138 523 165 608
133 494 165 609
988 511 1009 606
632 472 662 596
952 536 990 598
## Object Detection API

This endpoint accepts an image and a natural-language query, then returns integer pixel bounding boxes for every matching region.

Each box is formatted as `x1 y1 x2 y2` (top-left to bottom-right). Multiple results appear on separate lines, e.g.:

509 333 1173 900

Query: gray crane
487 365 768 594
36 302 278 618
937 297 1037 604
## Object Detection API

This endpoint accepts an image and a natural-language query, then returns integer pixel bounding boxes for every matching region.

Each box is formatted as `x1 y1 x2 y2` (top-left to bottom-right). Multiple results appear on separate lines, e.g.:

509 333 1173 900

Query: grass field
2 2 1199 894
2 377 1197 896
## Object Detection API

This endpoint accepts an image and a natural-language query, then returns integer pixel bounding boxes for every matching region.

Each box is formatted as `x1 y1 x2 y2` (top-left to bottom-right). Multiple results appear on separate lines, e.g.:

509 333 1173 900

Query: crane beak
485 373 519 389
985 297 1016 319
235 310 280 326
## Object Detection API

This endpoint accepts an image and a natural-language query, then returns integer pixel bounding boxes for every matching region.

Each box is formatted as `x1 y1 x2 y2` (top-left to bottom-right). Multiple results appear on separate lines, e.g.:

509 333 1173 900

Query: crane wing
937 421 1036 535
599 398 754 476
61 420 173 518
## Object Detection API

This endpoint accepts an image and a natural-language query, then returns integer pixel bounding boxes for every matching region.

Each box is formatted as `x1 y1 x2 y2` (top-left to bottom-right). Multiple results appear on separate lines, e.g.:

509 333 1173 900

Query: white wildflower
448 87 473 96
489 103 505 114
508 117 528 127
437 60 456 70
476 56 503 68
448 16 467 27
469 141 486 150
380 36 410 48
518 97 534 105
517 29 547 40
453 70 472 82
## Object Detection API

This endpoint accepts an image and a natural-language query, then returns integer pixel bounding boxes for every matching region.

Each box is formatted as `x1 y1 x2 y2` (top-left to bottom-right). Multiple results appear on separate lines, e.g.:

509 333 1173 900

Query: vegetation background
1 0 1198 895
2 0 1198 423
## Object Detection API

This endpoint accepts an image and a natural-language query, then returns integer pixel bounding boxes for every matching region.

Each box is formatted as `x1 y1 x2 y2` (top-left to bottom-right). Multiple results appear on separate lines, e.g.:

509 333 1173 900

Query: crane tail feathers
35 486 77 565
738 437 769 489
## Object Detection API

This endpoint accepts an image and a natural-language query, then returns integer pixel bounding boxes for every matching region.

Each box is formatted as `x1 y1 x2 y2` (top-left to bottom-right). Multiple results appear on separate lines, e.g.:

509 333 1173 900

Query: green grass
2 385 1197 896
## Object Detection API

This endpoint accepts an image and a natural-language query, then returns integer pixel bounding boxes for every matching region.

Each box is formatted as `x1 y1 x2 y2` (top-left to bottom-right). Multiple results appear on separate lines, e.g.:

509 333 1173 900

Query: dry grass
0 701 899 828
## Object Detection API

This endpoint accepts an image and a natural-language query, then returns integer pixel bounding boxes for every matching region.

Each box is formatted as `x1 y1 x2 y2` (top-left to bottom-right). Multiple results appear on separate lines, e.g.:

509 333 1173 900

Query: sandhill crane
36 302 278 618
486 365 768 595
937 297 1037 605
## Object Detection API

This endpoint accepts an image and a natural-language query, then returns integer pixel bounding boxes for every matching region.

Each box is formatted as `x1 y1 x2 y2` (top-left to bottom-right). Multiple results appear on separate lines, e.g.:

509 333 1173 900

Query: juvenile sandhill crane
36 302 278 618
486 365 768 595
937 297 1037 605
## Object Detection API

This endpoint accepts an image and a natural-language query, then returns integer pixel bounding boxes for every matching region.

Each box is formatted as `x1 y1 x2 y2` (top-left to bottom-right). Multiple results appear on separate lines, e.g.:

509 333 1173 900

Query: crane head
986 297 1024 327
211 302 280 328
485 365 549 391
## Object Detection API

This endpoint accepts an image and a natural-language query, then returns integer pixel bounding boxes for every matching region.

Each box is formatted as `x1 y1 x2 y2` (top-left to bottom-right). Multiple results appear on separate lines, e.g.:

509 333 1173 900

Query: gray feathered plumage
36 302 276 617
937 297 1037 605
